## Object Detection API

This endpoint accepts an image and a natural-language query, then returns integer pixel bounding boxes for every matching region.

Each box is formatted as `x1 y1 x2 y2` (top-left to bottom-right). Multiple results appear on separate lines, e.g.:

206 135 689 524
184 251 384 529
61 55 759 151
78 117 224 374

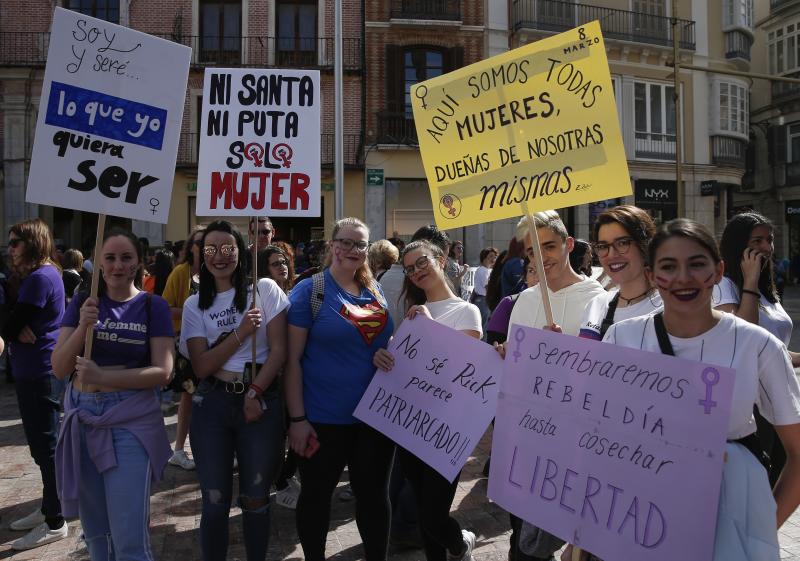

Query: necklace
618 287 652 306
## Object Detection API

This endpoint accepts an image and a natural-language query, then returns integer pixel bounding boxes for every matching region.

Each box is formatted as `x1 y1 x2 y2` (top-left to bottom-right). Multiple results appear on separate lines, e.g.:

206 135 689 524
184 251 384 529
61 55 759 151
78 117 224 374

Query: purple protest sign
488 324 734 561
353 316 503 482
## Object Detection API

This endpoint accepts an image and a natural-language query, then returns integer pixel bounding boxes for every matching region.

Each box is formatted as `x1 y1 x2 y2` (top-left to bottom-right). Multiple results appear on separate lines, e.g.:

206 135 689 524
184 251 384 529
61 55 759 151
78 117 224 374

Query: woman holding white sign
603 219 800 560
373 239 482 561
181 220 289 561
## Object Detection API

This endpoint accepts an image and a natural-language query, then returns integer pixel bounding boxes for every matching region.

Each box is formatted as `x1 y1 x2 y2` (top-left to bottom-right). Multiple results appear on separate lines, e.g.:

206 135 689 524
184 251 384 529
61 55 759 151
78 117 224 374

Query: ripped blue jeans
189 380 284 561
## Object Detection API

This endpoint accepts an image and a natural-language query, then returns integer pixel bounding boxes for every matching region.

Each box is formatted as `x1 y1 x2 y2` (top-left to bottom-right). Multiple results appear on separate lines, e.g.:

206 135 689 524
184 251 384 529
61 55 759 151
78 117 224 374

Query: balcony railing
176 132 363 167
634 132 676 161
771 0 795 13
711 136 747 168
376 106 419 145
772 71 800 104
390 0 461 21
725 30 752 61
513 0 696 51
0 32 50 66
0 32 362 70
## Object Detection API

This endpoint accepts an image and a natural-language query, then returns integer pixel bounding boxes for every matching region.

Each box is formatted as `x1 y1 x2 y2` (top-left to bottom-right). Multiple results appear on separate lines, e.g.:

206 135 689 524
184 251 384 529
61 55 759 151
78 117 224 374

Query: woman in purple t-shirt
52 228 174 561
1 218 66 551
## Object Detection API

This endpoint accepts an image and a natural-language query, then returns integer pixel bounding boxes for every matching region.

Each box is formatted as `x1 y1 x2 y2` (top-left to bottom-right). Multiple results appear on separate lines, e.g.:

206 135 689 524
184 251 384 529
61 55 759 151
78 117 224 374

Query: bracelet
249 383 264 396
741 288 761 299
289 415 307 423
233 329 242 345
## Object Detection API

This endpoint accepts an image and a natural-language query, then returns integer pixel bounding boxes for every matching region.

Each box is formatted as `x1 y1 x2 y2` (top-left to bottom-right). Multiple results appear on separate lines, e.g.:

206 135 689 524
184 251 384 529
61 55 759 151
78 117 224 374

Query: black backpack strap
598 293 620 339
653 312 675 356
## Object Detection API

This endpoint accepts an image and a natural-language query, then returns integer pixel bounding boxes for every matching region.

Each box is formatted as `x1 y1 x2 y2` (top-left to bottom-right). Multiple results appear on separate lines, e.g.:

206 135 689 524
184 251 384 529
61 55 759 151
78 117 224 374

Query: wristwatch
246 388 258 400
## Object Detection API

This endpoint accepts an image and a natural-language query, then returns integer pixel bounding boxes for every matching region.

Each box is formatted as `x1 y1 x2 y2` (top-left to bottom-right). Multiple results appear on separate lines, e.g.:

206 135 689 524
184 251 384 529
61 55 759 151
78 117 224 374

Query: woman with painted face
603 219 800 560
373 239 481 561
717 212 800 485
286 217 394 561
579 205 661 341
1 219 67 551
180 220 289 561
52 228 174 560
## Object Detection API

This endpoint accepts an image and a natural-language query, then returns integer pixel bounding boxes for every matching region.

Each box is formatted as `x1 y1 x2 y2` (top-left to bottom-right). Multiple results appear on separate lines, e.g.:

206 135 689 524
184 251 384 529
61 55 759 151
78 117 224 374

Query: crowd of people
0 207 797 561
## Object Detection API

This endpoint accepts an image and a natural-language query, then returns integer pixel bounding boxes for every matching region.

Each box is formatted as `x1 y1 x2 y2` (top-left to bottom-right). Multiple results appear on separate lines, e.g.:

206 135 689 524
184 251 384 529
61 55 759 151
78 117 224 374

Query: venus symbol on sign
149 197 159 215
698 367 720 414
512 327 525 363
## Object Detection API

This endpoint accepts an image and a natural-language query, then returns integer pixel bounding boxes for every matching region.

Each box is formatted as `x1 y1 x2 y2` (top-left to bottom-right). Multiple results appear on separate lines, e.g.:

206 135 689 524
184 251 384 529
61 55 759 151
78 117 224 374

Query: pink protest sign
488 324 734 561
354 316 503 482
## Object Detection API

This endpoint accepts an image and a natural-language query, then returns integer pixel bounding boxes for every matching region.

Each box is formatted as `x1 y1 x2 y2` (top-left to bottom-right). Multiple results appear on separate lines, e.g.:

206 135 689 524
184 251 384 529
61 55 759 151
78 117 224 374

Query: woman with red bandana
286 217 395 561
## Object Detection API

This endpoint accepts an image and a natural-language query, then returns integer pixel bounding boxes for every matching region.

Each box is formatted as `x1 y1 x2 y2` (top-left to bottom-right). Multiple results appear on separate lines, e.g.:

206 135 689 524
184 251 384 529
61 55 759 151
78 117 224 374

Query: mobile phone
305 435 320 458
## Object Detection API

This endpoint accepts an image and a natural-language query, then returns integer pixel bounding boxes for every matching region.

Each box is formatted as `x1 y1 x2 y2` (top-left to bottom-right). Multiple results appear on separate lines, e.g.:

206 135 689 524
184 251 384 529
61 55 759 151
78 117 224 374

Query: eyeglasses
269 259 289 267
334 238 369 253
203 244 238 258
7 238 24 248
258 229 272 237
592 237 635 258
403 255 432 277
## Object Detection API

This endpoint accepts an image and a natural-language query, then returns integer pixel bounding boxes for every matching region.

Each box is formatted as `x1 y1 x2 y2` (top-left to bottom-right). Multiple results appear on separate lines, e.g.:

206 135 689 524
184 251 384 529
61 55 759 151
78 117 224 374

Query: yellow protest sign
411 21 631 229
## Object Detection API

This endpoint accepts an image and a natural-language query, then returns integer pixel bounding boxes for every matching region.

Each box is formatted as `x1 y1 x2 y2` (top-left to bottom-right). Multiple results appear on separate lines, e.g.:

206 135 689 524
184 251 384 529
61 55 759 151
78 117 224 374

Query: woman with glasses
578 205 661 341
286 217 395 561
52 228 173 559
257 245 294 294
373 239 481 561
2 219 67 551
181 220 289 561
602 219 800 561
162 228 204 470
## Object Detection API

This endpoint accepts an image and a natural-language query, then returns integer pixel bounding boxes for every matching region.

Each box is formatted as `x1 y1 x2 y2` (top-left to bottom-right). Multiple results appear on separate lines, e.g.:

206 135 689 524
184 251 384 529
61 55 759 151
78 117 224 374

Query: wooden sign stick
83 213 106 359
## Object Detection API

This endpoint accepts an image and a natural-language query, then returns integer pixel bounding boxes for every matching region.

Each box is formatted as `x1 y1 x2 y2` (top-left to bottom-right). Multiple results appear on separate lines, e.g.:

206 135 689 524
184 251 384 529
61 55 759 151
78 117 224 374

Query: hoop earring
649 288 661 308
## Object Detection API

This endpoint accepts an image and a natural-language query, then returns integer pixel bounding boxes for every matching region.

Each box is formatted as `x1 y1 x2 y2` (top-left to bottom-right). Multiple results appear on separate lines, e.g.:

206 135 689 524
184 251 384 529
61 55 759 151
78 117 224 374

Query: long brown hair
323 217 380 300
8 218 61 277
400 240 451 308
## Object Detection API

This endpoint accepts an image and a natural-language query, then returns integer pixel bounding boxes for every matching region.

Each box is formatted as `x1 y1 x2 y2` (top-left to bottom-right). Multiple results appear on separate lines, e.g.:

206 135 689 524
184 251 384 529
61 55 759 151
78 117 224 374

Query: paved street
4 289 800 560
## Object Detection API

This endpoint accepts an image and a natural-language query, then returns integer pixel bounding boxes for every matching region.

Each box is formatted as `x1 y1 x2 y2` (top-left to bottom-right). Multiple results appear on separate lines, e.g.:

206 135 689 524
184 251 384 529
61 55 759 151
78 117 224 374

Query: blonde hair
368 239 400 274
516 210 568 242
324 217 380 299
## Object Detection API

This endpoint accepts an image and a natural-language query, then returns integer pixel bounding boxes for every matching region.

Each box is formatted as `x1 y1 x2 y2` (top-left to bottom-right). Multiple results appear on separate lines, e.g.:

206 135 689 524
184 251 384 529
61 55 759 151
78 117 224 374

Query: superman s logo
339 300 389 344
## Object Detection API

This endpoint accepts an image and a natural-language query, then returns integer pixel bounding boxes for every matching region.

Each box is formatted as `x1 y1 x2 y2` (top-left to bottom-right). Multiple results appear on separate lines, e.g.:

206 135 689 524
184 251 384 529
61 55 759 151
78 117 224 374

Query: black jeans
15 374 65 526
297 422 395 561
399 449 464 561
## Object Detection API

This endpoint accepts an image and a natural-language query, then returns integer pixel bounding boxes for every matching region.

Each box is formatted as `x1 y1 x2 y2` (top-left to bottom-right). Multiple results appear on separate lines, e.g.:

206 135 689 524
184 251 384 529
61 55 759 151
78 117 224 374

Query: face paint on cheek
702 272 715 288
654 275 672 291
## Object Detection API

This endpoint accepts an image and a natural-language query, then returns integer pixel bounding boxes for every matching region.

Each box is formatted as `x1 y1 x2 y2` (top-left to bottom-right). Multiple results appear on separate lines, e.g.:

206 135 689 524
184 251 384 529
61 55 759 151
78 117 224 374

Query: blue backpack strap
311 271 325 320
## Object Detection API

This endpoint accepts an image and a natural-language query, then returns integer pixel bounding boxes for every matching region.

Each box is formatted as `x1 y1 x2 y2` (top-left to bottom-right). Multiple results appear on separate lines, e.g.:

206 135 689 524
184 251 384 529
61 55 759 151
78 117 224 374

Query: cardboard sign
410 21 631 229
26 7 190 223
195 68 321 217
354 316 502 482
488 325 734 561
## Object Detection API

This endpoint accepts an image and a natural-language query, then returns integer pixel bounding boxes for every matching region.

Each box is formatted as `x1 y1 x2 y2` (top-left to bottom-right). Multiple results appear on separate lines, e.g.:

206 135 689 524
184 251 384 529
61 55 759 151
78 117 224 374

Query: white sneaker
447 529 476 561
168 450 195 470
10 508 45 531
275 477 301 509
10 521 68 550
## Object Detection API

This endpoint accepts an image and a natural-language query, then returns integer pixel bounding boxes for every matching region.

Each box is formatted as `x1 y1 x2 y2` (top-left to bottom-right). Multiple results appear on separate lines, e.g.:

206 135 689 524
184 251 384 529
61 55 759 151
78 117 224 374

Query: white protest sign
195 68 321 216
26 7 190 223
488 325 734 561
354 316 503 482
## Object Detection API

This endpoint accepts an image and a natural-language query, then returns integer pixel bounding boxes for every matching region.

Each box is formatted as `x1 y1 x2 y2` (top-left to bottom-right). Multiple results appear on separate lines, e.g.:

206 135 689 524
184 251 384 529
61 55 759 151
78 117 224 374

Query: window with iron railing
723 0 753 31
67 0 120 23
277 0 317 67
634 81 675 160
200 0 242 65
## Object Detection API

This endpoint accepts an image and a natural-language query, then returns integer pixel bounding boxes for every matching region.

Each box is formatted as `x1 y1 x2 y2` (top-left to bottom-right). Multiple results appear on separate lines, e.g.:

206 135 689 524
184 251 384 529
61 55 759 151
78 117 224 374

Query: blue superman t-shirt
288 269 393 424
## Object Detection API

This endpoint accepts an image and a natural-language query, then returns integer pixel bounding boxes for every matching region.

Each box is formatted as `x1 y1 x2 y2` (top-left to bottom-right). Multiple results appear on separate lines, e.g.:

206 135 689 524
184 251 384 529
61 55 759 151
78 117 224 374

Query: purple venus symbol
512 328 525 363
698 367 720 414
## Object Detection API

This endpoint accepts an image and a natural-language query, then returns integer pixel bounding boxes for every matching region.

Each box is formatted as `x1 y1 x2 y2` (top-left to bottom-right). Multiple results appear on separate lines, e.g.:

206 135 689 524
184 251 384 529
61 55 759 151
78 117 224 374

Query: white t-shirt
715 276 793 346
181 277 290 372
472 266 491 296
426 297 482 335
604 313 800 440
578 289 663 340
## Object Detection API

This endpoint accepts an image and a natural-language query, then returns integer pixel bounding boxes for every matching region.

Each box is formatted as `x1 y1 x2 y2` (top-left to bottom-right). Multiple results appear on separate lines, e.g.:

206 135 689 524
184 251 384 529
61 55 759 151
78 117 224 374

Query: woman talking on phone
716 212 799 485
286 217 394 561
181 220 289 561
